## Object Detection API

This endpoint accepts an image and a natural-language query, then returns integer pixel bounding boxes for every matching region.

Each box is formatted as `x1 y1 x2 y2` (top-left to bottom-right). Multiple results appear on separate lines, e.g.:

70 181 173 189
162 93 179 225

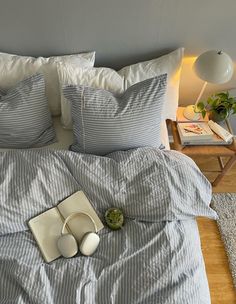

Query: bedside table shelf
168 119 236 187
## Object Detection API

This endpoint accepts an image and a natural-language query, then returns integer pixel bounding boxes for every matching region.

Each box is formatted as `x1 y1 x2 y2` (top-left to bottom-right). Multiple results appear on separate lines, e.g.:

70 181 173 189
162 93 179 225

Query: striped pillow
0 74 56 148
63 74 167 155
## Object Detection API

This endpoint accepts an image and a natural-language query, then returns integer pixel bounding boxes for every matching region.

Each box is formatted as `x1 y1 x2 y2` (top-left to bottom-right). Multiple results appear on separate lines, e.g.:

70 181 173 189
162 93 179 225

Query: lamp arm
194 81 208 109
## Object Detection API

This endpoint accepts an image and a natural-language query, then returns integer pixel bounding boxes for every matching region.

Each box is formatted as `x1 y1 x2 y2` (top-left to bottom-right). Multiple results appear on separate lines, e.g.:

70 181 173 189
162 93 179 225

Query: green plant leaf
196 102 205 111
228 97 235 104
201 110 206 118
207 97 214 105
232 104 236 114
213 98 220 108
217 92 228 99
205 91 236 116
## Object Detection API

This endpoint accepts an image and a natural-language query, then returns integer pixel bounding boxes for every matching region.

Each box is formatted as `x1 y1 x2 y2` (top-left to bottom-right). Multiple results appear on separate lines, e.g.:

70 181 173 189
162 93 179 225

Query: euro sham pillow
118 48 184 121
59 48 183 129
57 64 124 128
0 51 95 116
0 73 56 148
63 74 167 155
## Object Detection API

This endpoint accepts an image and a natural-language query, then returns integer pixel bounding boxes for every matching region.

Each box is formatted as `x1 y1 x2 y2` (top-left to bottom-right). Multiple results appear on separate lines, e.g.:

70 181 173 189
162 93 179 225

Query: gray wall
0 0 236 104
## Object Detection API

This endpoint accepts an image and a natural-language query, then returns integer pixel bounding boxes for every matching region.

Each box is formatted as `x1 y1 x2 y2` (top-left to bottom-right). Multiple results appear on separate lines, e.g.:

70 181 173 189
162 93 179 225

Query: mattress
0 118 170 151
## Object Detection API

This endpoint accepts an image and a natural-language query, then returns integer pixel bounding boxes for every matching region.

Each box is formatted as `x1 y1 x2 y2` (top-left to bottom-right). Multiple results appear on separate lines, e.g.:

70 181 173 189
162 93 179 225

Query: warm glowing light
182 56 197 65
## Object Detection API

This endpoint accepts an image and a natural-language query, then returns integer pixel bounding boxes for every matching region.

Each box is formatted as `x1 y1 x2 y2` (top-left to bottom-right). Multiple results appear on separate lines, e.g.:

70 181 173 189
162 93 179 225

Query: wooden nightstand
168 119 236 187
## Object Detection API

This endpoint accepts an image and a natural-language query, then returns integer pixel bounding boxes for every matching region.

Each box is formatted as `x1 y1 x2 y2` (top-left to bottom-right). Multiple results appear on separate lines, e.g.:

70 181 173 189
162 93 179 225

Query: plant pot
209 110 228 122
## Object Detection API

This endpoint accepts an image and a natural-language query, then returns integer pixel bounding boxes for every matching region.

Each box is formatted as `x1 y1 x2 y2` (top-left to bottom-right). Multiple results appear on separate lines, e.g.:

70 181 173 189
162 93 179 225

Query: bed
0 49 217 304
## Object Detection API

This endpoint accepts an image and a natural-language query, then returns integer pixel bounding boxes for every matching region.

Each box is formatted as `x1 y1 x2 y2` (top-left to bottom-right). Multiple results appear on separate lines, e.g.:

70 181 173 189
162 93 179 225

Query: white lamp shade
193 50 234 84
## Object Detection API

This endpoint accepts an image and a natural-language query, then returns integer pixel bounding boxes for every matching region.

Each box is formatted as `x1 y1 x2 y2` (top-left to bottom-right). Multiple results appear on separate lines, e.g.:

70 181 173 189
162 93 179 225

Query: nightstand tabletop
170 120 236 157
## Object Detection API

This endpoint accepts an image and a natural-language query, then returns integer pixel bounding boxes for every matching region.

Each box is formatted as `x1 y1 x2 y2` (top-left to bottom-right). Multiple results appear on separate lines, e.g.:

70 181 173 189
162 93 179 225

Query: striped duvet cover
0 148 217 304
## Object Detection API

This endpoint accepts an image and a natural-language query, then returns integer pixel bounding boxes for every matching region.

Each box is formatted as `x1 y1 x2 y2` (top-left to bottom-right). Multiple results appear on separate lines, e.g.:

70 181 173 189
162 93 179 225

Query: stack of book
177 107 234 146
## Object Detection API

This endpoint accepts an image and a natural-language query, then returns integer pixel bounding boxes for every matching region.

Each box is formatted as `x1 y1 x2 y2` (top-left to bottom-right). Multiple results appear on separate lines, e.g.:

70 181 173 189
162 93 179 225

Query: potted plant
197 91 236 122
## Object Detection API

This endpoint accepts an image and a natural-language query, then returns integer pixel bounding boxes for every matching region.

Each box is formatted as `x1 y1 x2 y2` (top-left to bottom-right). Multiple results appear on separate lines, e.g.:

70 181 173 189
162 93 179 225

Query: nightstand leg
212 155 236 187
217 157 224 170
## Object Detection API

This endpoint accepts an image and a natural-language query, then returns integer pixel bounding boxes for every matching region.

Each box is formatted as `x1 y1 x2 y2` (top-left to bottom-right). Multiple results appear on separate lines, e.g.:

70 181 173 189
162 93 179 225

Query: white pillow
59 48 184 128
0 51 95 116
57 64 124 128
118 48 184 121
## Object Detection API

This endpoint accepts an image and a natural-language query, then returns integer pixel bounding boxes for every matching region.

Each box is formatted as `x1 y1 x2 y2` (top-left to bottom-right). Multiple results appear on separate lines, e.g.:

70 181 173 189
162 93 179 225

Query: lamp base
183 105 202 120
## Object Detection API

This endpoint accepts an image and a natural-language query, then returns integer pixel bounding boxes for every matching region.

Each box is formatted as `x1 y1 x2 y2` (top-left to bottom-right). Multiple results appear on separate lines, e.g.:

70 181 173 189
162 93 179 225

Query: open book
28 191 104 263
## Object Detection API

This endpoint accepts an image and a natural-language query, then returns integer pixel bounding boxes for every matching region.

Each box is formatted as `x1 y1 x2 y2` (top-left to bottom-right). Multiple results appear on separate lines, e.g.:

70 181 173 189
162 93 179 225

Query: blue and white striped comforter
0 147 217 304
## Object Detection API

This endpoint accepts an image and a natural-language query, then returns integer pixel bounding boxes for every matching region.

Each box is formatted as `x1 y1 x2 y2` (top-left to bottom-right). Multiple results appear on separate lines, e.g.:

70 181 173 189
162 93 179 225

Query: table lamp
183 50 234 120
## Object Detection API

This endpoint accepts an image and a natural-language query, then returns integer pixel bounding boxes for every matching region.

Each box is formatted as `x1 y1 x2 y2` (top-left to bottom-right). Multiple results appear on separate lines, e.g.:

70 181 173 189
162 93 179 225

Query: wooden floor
193 156 236 303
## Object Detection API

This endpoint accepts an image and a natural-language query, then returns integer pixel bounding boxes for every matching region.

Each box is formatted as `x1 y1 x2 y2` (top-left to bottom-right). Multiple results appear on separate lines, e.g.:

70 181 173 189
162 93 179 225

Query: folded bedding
0 147 216 304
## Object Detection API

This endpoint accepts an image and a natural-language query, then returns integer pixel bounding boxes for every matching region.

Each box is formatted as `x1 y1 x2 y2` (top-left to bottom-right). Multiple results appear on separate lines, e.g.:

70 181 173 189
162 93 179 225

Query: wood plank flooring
193 156 236 303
